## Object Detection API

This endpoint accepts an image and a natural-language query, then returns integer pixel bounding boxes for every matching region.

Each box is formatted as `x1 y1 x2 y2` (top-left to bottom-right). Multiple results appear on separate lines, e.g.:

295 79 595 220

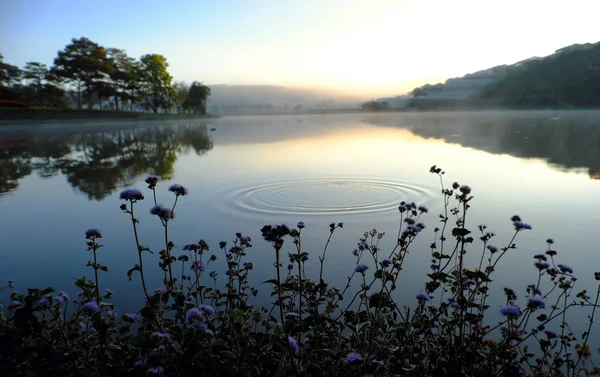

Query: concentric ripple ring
222 179 435 216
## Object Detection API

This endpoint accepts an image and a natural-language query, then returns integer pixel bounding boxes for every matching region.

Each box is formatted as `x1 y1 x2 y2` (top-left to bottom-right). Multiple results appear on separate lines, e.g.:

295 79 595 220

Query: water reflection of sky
1 112 600 354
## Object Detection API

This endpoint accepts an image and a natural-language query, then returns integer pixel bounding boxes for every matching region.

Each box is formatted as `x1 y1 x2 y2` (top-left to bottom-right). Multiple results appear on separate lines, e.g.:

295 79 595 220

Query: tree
107 48 136 111
173 81 189 114
184 81 211 114
138 54 173 113
51 37 113 109
22 62 48 87
0 53 22 87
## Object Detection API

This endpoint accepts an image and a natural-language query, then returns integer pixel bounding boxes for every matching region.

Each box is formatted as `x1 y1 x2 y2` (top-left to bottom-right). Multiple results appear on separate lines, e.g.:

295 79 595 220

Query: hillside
409 41 600 109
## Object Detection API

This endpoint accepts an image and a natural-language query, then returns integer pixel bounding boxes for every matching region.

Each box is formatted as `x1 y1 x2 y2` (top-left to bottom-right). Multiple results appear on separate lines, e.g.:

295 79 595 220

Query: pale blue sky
1 0 599 96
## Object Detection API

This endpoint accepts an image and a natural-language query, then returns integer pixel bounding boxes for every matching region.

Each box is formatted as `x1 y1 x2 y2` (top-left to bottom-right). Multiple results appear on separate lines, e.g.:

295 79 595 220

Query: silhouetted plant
1 166 600 376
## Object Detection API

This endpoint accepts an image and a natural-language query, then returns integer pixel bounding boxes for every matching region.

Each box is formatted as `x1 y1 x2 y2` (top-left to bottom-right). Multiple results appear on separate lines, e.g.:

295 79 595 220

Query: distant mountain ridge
409 41 600 109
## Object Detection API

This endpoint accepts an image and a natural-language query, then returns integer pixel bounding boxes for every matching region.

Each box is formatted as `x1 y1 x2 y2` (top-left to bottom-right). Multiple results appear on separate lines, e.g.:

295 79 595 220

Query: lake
2 110 600 346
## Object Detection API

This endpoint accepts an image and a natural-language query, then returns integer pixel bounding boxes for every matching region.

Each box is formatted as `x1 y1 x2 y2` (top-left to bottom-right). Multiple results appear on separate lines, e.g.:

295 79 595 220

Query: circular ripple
223 179 435 216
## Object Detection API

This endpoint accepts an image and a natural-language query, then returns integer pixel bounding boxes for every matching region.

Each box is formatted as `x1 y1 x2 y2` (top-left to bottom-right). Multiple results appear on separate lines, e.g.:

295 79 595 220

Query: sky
1 0 599 97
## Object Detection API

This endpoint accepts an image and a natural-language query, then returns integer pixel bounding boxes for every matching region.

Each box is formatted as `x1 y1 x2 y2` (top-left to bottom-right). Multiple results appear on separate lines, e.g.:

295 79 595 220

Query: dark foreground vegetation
1 166 599 376
0 37 210 115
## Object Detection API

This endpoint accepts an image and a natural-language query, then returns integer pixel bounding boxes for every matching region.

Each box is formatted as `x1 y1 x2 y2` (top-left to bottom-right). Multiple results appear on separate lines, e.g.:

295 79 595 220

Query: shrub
1 165 599 376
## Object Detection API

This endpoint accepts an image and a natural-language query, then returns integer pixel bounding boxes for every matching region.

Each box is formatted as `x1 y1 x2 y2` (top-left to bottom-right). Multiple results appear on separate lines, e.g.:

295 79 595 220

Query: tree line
0 37 211 114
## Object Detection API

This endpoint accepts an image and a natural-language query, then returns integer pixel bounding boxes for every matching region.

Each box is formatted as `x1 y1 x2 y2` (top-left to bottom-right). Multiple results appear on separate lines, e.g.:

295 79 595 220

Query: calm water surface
2 111 600 346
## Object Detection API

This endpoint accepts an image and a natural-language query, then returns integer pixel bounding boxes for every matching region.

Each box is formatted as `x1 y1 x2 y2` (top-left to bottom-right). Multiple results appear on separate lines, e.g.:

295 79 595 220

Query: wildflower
546 238 554 244
150 204 174 221
499 304 521 318
345 352 364 363
244 262 253 270
148 367 164 375
154 287 167 295
239 235 251 244
431 263 440 270
338 222 344 228
37 298 48 309
122 313 139 322
372 359 384 365
191 261 205 271
534 261 550 270
297 221 305 229
381 259 392 267
459 185 471 195
404 218 416 225
418 205 428 213
288 336 299 355
354 264 369 273
152 332 170 339
104 289 112 298
178 254 189 262
527 297 545 309
192 322 208 332
514 221 532 231
145 176 159 189
219 241 227 249
487 245 498 254
58 291 70 300
557 264 573 274
183 243 200 251
452 182 460 189
119 188 144 201
186 308 204 323
80 322 97 333
199 304 216 316
448 298 461 309
407 225 420 233
534 254 547 261
352 249 358 256
85 229 102 239
416 291 431 301
546 250 558 257
81 301 100 313
286 312 299 319
105 310 118 319
168 183 189 196
416 222 426 230
134 360 144 367
545 329 558 339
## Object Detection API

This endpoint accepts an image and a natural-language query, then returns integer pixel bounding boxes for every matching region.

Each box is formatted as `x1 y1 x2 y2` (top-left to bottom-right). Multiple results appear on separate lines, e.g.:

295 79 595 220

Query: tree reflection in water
0 122 213 200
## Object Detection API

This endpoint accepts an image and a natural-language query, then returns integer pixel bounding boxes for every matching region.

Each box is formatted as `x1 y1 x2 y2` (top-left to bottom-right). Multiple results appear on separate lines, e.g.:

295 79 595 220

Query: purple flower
244 262 253 270
545 329 558 339
372 359 384 365
168 184 188 196
150 204 174 221
119 188 144 201
80 322 97 333
186 308 204 323
152 331 170 339
354 264 369 273
85 229 102 239
288 336 299 355
81 301 100 313
148 366 164 375
499 304 521 318
407 225 421 233
534 254 547 261
286 312 299 318
36 298 48 309
345 352 364 363
487 245 498 254
514 221 532 231
546 238 554 244
122 313 139 322
527 297 545 309
191 261 205 271
145 176 160 189
352 249 358 256
381 259 392 267
178 254 189 262
448 298 461 309
58 291 70 300
199 304 216 316
557 264 573 274
534 261 550 270
297 221 305 229
134 359 144 367
418 206 428 213
416 291 431 301
183 243 200 251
